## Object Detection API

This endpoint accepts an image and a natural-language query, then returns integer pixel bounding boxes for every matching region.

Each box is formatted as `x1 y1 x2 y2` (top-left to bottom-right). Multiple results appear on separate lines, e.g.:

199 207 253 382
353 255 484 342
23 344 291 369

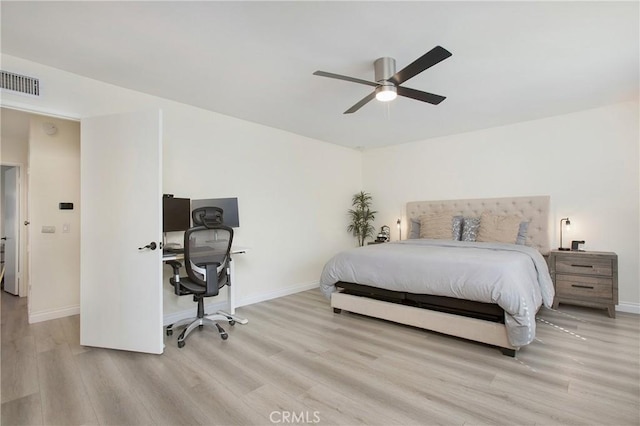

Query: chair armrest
167 261 190 296
166 260 182 276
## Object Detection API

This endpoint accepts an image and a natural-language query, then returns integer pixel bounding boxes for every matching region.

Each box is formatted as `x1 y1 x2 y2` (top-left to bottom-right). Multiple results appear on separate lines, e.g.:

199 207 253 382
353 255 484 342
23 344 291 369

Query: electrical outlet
41 225 56 233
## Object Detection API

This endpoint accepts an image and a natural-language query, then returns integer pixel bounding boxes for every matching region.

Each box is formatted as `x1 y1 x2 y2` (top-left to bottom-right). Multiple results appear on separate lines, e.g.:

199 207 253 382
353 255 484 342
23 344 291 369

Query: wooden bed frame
331 195 551 356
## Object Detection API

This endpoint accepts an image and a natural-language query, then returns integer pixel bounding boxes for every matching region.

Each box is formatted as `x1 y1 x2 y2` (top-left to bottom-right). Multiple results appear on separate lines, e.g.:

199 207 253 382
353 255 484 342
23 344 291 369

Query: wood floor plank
105 349 212 425
297 383 412 426
74 349 156 425
241 384 317 425
31 318 72 353
209 327 317 398
0 393 43 426
1 335 39 403
2 289 638 425
0 294 32 343
37 344 99 425
175 330 267 397
272 344 469 425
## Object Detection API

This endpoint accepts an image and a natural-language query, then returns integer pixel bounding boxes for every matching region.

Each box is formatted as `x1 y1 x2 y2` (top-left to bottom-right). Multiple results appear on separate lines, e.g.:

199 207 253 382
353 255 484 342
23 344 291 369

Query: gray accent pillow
461 217 481 242
452 215 463 241
516 221 529 245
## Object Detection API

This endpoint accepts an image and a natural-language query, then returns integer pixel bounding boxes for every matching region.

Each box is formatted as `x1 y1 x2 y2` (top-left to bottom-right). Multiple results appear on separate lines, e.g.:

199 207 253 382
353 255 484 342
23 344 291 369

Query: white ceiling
1 1 638 149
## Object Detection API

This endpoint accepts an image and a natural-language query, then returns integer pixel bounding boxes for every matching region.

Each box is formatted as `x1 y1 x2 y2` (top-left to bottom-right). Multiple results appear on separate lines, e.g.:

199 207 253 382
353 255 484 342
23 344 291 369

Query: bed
319 195 554 356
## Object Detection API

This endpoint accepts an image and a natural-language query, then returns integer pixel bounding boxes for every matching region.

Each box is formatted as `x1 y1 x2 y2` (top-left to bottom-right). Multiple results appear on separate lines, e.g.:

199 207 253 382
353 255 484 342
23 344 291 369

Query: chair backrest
183 223 234 293
192 206 224 227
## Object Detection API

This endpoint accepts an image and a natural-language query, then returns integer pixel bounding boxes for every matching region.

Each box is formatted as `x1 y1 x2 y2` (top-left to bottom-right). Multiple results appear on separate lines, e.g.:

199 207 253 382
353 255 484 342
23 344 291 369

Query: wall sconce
397 218 402 241
558 217 571 251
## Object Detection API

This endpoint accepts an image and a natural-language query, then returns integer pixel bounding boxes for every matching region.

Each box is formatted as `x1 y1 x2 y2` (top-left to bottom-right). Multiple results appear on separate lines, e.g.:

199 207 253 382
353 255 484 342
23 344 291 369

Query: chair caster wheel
229 320 236 326
167 329 173 336
220 333 228 340
178 340 185 348
199 324 204 329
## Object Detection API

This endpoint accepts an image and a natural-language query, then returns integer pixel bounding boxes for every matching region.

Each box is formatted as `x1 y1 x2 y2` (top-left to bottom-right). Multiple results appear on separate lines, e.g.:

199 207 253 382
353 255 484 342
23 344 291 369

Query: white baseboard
235 281 319 308
617 302 640 315
29 305 80 324
28 282 321 325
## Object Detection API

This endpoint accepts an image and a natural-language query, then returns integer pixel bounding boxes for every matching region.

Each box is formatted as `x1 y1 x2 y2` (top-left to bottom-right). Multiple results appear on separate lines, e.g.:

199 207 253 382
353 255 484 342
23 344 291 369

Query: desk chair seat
166 222 235 348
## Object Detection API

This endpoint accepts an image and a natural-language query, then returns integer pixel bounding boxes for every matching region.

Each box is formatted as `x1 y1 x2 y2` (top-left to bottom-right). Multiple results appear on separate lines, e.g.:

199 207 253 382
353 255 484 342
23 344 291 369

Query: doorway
1 107 81 324
1 164 21 296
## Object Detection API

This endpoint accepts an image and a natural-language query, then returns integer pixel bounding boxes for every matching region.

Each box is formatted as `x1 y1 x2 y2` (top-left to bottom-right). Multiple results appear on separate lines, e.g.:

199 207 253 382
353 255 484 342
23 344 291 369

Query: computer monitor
162 197 191 232
191 197 240 228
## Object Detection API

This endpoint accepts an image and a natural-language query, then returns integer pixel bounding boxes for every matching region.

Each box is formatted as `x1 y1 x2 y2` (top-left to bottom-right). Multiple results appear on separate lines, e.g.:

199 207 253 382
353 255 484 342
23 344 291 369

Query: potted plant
347 191 377 246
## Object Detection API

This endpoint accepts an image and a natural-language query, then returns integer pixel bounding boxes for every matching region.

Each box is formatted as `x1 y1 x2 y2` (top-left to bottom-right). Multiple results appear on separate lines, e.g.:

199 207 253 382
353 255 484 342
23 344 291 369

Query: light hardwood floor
2 289 639 425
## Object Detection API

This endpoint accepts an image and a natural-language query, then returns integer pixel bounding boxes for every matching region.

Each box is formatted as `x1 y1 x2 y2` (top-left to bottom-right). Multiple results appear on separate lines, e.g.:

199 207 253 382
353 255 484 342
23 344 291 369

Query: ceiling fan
313 45 452 114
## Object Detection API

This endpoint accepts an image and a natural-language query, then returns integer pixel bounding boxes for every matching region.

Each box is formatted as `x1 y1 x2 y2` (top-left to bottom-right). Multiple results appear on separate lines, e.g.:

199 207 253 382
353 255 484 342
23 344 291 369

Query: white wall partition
28 115 81 321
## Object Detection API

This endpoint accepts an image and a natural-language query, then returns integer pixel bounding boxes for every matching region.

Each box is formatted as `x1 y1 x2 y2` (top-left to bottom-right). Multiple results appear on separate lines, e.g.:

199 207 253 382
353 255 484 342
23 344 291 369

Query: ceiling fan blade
397 86 446 105
390 46 452 85
313 70 378 87
344 92 376 114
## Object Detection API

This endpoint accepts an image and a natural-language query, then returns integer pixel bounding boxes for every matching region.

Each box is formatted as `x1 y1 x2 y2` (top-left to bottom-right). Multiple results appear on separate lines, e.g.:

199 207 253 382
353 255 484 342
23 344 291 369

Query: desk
163 246 248 325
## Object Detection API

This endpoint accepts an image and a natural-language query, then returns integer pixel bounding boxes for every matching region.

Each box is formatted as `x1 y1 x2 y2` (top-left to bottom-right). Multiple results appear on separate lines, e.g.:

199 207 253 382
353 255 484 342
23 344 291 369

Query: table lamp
558 217 571 251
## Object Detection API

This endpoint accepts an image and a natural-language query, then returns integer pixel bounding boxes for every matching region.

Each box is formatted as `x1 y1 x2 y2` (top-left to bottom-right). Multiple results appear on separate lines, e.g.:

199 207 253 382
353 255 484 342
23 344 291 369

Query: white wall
1 55 362 319
28 116 81 319
162 106 362 301
363 101 639 310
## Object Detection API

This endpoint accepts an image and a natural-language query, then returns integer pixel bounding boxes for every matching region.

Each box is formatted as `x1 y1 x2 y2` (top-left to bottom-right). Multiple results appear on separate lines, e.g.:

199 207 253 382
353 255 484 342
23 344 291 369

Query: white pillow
477 212 522 244
419 211 455 239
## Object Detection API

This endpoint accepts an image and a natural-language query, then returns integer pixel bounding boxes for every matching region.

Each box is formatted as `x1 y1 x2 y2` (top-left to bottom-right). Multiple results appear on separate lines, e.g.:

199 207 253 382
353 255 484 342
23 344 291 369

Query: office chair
166 208 235 348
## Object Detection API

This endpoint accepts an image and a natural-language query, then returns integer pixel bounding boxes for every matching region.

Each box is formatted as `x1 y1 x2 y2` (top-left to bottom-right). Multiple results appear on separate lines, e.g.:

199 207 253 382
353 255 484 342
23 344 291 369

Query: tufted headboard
406 195 550 254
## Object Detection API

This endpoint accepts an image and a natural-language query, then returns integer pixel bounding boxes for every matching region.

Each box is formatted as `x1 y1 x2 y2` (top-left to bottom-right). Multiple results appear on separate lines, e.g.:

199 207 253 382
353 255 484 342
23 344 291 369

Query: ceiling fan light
376 84 397 102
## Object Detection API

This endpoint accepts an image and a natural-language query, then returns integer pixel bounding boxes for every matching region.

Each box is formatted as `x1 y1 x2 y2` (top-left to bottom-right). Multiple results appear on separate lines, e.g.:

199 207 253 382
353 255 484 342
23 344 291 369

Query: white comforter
319 239 554 347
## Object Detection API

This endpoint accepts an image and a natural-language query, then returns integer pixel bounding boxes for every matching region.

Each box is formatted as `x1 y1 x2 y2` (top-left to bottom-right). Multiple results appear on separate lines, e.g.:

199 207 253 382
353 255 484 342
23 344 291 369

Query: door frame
1 161 26 297
1 106 82 310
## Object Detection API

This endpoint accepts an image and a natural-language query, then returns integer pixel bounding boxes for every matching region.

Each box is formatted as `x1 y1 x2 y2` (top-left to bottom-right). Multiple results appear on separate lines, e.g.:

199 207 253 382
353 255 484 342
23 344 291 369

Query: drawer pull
571 284 594 289
570 264 593 268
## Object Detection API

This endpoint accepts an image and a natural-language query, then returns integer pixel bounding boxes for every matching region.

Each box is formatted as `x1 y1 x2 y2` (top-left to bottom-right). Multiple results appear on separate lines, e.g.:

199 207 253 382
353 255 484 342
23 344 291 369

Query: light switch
63 223 70 233
42 225 56 234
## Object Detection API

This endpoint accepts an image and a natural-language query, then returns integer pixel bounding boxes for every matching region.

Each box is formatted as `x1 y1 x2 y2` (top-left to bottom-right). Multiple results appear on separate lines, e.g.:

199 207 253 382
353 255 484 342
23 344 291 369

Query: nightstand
549 250 618 318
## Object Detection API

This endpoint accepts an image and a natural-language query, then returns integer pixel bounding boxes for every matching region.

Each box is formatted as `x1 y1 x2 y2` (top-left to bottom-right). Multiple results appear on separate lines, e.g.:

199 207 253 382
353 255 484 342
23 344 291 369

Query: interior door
2 166 19 295
80 110 163 354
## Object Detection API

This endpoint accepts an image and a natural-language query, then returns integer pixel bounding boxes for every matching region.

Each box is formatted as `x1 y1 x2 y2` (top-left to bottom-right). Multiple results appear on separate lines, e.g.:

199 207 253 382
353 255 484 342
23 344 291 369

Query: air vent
1 70 40 96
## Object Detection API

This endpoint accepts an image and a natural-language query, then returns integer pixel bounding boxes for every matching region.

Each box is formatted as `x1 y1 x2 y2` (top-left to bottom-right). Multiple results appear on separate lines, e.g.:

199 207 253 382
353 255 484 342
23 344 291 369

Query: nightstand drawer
555 258 612 276
556 274 613 300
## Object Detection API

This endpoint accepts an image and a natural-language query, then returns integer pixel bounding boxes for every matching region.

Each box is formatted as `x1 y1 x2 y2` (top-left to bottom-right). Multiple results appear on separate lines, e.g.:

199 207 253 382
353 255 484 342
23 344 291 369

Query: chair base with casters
166 314 235 348
166 287 236 347
166 248 236 347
